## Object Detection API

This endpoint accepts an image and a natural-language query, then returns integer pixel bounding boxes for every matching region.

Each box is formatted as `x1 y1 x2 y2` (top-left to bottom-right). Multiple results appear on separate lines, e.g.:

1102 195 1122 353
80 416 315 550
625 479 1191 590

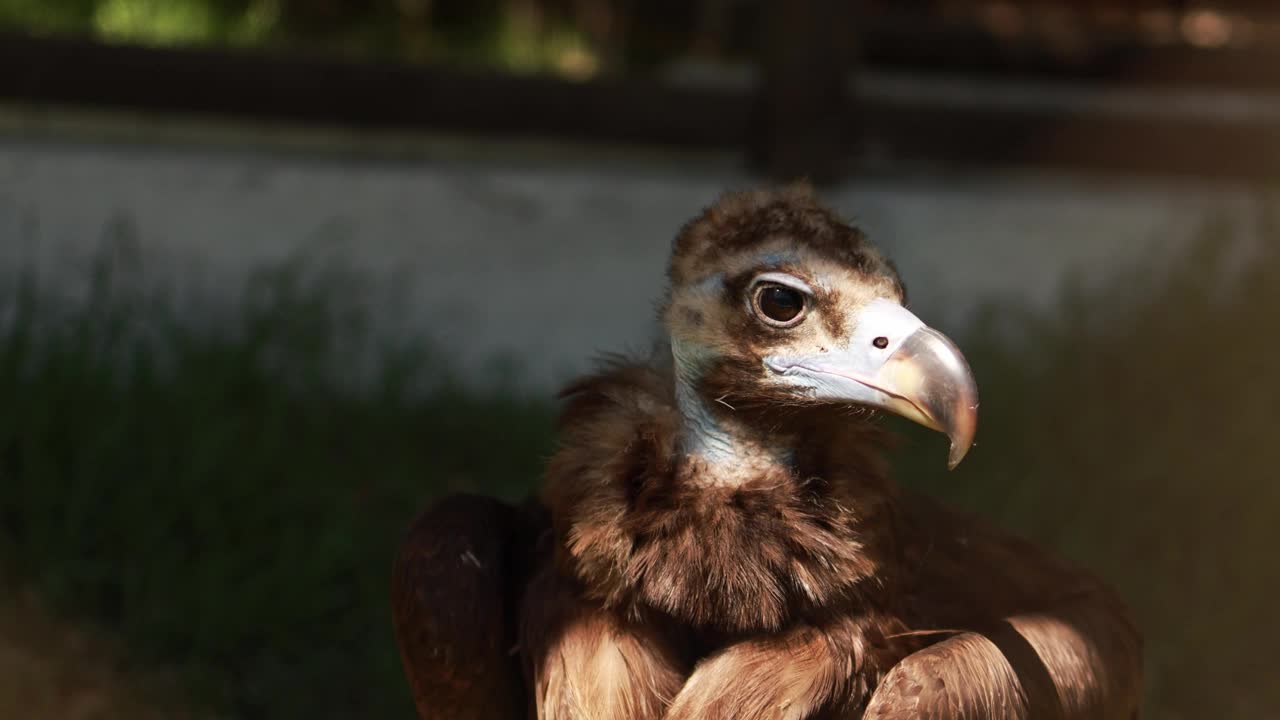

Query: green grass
0 249 555 718
1 212 1278 717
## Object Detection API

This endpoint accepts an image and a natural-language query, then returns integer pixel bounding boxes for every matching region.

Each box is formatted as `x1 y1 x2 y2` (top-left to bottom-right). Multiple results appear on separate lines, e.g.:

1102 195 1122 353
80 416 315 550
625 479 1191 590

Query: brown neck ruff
542 359 905 633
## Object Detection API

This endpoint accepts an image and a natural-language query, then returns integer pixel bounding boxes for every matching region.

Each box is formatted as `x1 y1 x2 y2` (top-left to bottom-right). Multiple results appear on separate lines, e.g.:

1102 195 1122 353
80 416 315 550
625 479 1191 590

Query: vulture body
392 188 1143 719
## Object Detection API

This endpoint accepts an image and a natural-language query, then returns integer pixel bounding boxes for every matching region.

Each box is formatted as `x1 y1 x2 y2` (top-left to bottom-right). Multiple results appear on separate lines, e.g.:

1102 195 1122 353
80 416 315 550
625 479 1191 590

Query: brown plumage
392 186 1143 719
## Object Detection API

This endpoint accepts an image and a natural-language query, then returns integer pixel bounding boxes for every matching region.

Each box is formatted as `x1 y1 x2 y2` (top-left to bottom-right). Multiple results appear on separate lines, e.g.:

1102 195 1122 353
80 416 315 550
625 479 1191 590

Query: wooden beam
0 33 751 149
752 0 857 183
1 33 1277 181
864 100 1280 181
858 13 1280 91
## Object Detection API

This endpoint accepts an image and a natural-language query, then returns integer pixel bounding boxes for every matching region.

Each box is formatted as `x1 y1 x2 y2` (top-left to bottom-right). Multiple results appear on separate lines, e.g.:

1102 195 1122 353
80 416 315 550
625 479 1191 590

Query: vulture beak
765 299 979 469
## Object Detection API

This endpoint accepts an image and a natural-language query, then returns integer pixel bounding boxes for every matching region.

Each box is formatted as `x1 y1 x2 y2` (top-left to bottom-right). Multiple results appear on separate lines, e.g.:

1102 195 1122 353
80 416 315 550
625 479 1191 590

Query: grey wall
0 118 1262 389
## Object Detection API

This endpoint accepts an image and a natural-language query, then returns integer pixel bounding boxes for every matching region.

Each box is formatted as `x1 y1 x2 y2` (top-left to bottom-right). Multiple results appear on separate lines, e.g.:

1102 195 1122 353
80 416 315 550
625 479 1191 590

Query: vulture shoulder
865 491 1145 719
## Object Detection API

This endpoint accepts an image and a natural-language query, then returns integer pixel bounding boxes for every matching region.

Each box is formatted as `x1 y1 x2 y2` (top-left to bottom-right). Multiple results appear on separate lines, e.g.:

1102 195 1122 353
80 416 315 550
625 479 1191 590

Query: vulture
392 187 1143 719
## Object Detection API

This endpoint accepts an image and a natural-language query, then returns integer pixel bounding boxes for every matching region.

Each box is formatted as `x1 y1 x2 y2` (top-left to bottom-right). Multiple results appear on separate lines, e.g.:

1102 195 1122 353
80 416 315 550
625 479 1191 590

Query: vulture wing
864 492 1144 719
390 494 544 720
390 494 1140 720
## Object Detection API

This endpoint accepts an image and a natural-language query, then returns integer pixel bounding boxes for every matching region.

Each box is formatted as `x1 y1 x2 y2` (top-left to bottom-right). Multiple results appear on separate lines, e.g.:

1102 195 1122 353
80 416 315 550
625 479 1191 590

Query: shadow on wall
0 207 1278 718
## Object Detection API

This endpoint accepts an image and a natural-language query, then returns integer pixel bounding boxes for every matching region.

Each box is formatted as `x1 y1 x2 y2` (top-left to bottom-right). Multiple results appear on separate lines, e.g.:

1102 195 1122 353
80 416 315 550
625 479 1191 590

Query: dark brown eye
754 284 807 326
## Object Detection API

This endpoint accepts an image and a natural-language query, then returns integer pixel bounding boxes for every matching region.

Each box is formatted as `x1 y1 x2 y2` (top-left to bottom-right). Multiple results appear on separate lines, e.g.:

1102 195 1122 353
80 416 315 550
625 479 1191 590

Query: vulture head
662 186 979 469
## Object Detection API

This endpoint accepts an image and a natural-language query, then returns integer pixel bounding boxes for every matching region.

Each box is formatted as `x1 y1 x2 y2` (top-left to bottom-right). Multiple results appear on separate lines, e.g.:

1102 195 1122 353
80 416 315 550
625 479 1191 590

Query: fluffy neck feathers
545 358 901 632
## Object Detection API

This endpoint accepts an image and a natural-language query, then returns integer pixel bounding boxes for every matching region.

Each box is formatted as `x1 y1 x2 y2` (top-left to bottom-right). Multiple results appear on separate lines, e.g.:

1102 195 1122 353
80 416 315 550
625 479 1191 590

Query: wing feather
391 493 541 720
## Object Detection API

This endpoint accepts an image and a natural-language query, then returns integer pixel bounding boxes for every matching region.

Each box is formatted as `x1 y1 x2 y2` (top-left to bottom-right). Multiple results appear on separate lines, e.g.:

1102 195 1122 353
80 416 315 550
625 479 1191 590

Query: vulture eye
753 284 807 327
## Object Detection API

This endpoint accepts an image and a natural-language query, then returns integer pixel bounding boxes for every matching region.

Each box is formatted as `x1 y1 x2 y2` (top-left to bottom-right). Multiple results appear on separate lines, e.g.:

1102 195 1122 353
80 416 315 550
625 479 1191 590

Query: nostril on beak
872 336 889 349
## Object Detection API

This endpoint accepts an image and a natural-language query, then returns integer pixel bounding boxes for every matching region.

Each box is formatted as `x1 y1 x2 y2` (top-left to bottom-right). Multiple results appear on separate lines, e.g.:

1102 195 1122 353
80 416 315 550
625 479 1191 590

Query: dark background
0 1 1277 718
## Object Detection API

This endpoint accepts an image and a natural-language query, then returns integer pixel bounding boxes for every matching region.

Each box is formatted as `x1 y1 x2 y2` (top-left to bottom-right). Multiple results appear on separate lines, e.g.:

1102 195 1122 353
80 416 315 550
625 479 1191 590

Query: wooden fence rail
1 32 1278 181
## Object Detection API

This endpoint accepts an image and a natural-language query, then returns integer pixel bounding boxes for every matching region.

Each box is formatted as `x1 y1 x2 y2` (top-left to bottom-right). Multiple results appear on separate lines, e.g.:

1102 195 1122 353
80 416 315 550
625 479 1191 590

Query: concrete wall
0 110 1263 389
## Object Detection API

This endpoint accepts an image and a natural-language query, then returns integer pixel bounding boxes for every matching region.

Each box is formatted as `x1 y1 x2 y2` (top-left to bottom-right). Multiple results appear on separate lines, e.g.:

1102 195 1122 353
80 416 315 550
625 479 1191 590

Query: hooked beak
765 299 979 469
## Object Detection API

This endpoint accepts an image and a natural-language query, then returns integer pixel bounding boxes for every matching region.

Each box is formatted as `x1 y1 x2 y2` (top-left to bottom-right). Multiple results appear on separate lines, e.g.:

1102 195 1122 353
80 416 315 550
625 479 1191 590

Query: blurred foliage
0 0 716 77
0 244 555 718
0 0 1261 78
1 207 1278 718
